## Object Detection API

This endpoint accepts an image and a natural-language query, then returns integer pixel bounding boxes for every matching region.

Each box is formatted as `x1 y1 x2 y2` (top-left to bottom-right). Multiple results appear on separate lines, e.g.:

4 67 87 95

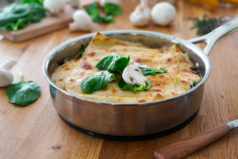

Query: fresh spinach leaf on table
104 3 122 16
85 2 121 23
6 72 41 106
85 2 101 22
118 79 151 92
0 2 45 31
21 0 44 5
100 15 114 23
96 53 130 73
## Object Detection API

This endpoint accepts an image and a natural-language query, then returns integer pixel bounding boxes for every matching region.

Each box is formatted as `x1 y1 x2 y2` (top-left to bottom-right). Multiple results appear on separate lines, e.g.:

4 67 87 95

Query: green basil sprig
118 79 151 92
6 72 41 106
81 72 116 93
96 53 130 73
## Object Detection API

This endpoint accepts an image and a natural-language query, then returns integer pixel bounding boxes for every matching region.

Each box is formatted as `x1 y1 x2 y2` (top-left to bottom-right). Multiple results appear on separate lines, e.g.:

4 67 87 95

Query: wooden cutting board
0 6 75 42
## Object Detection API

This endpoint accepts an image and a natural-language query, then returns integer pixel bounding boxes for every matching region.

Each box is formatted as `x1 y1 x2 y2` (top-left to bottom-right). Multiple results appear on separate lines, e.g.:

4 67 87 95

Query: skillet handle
188 16 238 56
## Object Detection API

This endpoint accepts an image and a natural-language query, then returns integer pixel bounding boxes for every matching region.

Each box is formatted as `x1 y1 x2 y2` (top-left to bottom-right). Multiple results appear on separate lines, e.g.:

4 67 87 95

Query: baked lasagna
51 33 201 103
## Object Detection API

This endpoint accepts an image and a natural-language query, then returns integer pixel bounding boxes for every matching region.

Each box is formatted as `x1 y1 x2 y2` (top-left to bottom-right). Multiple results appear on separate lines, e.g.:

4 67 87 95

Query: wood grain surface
1 1 238 159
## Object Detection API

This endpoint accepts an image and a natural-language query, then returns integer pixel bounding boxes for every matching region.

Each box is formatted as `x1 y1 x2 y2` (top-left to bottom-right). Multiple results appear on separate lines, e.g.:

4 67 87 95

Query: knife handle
154 124 231 159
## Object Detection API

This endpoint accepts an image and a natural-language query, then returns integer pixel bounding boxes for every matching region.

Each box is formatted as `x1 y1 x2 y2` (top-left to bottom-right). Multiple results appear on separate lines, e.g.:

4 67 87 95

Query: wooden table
1 1 238 159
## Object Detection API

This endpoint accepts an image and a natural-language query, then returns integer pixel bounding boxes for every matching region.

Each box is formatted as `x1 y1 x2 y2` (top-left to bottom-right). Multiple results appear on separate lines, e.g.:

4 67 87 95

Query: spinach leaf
6 72 41 106
118 79 151 92
85 2 117 23
0 2 45 31
96 53 130 73
85 2 100 22
21 0 44 5
140 67 167 76
81 72 116 93
190 81 198 88
104 3 122 16
100 15 114 23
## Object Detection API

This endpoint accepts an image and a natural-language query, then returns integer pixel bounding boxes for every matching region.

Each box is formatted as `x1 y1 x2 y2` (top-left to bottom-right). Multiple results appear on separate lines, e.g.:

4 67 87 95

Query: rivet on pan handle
189 16 238 56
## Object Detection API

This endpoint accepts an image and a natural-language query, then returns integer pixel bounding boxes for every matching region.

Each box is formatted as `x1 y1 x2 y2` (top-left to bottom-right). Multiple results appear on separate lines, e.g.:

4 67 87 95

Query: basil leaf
81 73 116 93
6 81 41 106
96 53 130 73
118 79 151 92
85 2 100 22
140 67 167 76
104 3 122 16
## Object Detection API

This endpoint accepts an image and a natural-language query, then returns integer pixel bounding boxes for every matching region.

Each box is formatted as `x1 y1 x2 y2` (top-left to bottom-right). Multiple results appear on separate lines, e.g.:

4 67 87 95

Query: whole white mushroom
151 2 176 26
130 0 150 27
69 10 94 32
44 0 64 15
0 60 16 87
100 0 120 7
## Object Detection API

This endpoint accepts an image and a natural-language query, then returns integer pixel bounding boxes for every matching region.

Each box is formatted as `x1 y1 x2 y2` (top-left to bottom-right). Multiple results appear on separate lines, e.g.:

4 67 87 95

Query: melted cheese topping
51 33 201 103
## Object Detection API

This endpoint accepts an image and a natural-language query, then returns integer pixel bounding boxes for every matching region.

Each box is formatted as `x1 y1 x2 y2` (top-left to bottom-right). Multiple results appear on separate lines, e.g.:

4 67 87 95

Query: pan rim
43 30 211 106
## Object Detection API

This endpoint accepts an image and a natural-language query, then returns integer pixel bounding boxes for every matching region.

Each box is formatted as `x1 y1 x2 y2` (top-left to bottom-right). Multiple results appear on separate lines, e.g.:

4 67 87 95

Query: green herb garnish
140 67 167 76
6 72 41 106
81 72 116 93
189 14 218 35
104 3 122 16
0 1 46 31
118 79 151 92
96 53 130 73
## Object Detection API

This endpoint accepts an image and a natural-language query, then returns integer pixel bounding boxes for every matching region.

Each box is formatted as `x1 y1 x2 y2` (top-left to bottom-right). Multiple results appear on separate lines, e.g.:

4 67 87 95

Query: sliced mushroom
122 64 147 86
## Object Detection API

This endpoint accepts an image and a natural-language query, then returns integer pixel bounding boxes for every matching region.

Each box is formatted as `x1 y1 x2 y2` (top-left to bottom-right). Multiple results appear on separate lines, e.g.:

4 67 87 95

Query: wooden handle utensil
154 119 238 159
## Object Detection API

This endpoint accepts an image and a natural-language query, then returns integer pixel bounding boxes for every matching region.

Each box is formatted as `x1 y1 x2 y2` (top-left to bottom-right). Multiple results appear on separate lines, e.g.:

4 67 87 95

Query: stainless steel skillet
43 17 238 139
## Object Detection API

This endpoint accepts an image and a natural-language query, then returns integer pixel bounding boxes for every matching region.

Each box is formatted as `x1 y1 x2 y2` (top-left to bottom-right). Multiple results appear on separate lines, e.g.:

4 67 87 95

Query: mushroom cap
0 60 16 71
130 5 151 26
0 69 14 87
151 2 176 26
44 0 64 15
72 10 94 31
